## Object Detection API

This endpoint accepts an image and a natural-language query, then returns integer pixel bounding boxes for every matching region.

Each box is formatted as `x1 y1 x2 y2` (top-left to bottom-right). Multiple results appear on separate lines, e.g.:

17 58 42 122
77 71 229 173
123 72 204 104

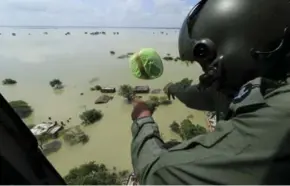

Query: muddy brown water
0 28 207 176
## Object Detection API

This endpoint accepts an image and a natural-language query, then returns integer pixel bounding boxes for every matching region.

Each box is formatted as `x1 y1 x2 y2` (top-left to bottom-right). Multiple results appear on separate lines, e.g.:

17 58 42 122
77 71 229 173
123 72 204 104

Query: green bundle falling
129 48 164 80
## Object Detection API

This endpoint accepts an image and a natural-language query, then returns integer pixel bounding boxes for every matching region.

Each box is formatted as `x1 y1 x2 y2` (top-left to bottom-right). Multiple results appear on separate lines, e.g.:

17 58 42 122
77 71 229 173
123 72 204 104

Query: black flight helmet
179 0 290 93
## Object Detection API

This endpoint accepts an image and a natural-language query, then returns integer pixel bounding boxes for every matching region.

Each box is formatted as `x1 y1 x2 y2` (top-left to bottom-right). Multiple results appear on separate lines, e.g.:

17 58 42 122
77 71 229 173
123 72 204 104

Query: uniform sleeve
131 114 272 185
173 84 216 111
130 116 167 179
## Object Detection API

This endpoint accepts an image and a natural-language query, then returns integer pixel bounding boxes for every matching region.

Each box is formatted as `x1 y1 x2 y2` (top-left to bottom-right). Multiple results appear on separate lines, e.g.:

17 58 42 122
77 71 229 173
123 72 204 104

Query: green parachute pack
129 48 164 80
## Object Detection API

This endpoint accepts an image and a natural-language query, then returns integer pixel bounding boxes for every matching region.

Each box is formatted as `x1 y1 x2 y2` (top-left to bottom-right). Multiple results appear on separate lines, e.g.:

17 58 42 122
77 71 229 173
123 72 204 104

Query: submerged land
0 27 208 182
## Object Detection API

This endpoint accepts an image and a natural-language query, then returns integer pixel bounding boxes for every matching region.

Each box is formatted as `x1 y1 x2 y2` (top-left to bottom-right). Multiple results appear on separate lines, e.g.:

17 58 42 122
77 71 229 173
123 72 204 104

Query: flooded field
0 27 206 176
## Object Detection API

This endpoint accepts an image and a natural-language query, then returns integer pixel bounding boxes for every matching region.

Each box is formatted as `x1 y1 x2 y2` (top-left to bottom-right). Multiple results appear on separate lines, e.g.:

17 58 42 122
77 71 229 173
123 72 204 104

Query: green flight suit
131 77 290 185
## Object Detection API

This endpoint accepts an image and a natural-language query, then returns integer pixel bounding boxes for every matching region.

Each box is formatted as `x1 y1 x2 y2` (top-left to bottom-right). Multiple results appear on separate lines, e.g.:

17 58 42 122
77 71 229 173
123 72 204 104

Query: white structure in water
125 173 139 186
206 112 217 132
30 122 62 137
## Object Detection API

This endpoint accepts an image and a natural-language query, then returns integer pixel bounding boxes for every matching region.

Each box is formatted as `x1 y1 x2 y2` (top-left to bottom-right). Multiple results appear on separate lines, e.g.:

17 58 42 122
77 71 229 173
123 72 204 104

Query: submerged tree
118 84 134 102
9 100 33 119
159 95 172 105
149 95 159 104
2 78 17 85
169 119 207 141
80 109 103 125
64 161 130 185
90 85 102 91
180 119 207 140
180 78 193 87
170 121 181 134
49 79 63 88
63 126 89 146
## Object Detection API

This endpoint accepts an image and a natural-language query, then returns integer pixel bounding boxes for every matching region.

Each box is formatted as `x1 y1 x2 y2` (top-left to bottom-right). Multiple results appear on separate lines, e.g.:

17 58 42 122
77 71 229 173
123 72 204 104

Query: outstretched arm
170 84 216 111
131 116 166 177
131 102 283 185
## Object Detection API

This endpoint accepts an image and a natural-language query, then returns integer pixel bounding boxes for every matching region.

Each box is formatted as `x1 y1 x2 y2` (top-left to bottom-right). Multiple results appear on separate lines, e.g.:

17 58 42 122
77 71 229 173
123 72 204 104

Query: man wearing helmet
130 0 290 184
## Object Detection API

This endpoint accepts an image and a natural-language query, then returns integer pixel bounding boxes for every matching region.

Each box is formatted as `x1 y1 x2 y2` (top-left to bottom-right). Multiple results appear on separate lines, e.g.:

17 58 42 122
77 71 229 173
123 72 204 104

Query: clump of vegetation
80 109 103 125
95 85 102 91
159 95 171 105
163 56 174 61
63 126 89 146
84 32 88 34
64 161 130 185
43 32 48 35
147 95 171 106
174 57 181 61
2 78 17 85
144 100 159 113
149 95 159 103
12 33 16 36
90 85 102 91
118 84 134 102
170 119 207 140
65 32 70 36
90 31 99 35
180 119 207 140
170 121 181 134
110 51 115 55
9 100 33 119
144 95 171 113
187 114 194 119
49 79 63 89
180 78 193 86
89 77 99 84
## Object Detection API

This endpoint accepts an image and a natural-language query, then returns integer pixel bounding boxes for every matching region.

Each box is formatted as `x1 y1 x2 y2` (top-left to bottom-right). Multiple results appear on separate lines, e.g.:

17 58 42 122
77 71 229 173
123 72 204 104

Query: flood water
0 27 206 176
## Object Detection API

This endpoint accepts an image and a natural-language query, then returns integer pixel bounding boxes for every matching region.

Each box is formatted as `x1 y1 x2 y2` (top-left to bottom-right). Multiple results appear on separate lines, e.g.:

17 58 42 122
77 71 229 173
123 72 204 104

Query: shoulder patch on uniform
233 83 253 104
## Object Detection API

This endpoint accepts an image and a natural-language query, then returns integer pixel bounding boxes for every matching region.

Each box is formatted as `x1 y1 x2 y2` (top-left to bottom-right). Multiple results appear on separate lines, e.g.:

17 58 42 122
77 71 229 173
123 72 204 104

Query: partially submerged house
30 122 63 138
134 86 150 94
95 95 113 104
100 87 116 93
30 123 55 136
48 125 64 138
